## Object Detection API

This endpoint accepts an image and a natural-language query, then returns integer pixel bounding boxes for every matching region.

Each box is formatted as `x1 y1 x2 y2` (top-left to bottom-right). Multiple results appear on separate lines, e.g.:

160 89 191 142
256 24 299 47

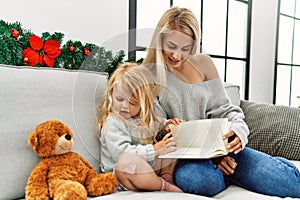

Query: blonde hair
143 7 200 94
99 62 161 143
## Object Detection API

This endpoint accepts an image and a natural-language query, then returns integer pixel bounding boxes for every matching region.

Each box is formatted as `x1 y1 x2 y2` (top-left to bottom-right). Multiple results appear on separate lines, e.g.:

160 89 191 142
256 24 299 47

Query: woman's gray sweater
155 72 249 148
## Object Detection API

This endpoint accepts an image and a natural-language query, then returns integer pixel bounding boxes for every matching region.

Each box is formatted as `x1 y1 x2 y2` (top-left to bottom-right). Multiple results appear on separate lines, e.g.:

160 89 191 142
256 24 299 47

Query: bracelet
159 177 165 191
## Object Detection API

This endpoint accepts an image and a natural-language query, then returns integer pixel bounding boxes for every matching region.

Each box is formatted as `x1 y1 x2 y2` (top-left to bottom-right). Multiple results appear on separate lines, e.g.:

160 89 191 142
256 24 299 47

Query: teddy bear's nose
65 134 71 141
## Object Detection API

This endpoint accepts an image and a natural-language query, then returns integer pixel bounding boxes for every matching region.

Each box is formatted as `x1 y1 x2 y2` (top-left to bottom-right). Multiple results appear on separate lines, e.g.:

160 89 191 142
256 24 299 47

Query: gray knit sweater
155 72 249 148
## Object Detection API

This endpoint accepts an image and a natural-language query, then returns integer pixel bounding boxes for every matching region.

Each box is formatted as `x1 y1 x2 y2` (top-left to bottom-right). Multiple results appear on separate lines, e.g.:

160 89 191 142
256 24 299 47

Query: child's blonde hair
143 7 200 94
99 62 161 143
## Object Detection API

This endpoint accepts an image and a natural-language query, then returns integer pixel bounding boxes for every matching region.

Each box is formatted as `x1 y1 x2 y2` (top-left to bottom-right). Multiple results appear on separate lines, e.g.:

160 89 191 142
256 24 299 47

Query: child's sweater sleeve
101 116 155 166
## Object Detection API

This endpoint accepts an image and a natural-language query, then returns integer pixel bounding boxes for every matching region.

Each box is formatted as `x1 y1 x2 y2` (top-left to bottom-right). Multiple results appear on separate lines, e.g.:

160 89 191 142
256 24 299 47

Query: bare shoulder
190 54 219 80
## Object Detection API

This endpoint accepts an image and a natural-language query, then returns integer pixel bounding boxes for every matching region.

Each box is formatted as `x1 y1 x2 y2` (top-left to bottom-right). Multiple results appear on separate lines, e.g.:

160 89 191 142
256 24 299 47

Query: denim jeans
173 147 300 198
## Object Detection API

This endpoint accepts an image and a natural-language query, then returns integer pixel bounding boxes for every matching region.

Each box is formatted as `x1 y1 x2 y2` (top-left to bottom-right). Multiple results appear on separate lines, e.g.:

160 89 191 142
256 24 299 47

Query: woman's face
162 31 194 69
111 86 141 119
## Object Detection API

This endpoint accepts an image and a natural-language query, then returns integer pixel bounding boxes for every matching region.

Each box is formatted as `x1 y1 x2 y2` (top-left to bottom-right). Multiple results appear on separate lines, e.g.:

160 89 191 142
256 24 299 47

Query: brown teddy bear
25 120 117 200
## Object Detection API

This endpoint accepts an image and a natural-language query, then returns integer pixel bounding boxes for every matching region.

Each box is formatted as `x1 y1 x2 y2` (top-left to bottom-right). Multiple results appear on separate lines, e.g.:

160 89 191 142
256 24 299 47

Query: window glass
136 50 147 61
136 28 157 52
276 65 292 106
226 60 246 98
227 0 248 58
137 0 169 29
212 58 226 80
291 66 300 107
136 0 169 49
296 0 300 18
277 16 294 64
293 20 300 65
280 0 295 16
202 0 227 55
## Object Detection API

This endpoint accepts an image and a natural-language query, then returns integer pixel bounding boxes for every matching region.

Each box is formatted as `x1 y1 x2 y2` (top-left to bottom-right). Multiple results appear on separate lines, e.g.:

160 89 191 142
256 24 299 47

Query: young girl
98 62 183 192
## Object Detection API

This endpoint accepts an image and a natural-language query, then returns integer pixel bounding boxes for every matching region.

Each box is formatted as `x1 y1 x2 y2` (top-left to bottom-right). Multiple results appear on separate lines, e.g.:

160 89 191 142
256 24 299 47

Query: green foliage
0 19 144 76
0 20 32 66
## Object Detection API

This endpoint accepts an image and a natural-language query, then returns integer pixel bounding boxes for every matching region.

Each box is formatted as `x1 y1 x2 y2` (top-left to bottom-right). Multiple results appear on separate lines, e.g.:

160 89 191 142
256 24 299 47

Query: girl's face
162 31 194 69
111 86 141 119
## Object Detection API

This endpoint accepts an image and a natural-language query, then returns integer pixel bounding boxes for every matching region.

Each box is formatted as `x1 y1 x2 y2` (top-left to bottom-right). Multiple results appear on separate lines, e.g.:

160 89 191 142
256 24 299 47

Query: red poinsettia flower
22 35 61 67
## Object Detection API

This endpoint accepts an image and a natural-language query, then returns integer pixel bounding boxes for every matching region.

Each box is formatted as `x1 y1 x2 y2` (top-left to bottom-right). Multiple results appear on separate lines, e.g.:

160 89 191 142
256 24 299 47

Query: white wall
249 0 278 103
0 0 129 54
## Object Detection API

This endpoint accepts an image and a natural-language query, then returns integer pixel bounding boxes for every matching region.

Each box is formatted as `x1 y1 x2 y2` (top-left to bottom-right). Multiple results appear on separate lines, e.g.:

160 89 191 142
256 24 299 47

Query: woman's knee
174 160 226 196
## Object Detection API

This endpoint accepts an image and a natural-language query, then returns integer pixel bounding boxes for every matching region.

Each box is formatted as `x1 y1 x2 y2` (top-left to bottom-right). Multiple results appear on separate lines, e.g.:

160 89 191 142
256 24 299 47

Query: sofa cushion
224 82 241 106
240 100 300 160
0 65 108 200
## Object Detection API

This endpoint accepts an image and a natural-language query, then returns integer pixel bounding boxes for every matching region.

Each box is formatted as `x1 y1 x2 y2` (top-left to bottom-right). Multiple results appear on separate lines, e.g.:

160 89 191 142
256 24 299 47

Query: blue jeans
174 147 300 197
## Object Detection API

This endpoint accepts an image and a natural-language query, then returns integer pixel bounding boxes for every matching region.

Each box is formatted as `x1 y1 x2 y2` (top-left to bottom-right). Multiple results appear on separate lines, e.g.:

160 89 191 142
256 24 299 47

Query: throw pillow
240 100 300 160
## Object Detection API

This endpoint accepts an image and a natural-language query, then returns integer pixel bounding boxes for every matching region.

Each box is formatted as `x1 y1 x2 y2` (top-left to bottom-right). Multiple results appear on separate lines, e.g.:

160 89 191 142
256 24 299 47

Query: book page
159 118 230 159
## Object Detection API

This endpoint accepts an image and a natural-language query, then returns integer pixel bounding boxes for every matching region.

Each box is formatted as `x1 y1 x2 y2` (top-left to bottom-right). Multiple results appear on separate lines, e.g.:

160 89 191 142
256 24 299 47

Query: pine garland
0 19 142 75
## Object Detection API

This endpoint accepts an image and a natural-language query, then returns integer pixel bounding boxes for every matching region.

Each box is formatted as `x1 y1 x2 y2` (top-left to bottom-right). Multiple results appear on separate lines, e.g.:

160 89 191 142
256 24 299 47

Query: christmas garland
0 20 142 75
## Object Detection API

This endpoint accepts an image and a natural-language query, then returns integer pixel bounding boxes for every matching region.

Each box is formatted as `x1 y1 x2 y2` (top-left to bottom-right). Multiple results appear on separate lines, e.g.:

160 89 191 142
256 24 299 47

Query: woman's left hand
215 131 242 175
217 156 237 175
223 130 242 154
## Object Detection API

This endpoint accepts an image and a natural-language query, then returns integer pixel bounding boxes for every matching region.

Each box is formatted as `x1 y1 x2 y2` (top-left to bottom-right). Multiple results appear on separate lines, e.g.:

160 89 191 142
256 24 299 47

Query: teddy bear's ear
28 131 38 150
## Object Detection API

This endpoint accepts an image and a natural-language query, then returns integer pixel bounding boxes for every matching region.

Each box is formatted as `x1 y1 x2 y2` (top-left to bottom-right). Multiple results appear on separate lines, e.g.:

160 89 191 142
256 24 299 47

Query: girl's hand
223 130 242 154
165 118 183 130
154 132 176 156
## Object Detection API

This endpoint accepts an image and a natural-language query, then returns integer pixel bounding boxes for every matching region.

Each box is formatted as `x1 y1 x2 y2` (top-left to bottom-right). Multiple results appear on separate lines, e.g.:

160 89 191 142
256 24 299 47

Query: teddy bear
25 120 117 200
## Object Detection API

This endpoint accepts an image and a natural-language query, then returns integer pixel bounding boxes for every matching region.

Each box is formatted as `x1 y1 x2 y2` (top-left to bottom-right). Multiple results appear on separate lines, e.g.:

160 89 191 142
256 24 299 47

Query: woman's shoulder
190 53 212 64
190 53 219 80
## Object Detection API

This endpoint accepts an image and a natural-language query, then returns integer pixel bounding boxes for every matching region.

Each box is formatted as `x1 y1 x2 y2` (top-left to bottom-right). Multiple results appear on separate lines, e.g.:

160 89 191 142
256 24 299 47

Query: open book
158 118 231 159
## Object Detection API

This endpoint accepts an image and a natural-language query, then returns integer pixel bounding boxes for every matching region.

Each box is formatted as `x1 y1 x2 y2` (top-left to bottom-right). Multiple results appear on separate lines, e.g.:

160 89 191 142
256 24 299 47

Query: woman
143 6 300 197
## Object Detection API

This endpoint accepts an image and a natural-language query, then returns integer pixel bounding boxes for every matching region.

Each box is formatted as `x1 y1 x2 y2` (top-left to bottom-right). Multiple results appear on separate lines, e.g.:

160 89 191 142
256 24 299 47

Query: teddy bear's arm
25 161 50 200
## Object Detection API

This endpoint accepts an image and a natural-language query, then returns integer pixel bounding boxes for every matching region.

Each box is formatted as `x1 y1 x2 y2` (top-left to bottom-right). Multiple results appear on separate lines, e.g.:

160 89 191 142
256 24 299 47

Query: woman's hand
223 130 242 154
154 132 176 156
217 156 237 175
216 130 242 175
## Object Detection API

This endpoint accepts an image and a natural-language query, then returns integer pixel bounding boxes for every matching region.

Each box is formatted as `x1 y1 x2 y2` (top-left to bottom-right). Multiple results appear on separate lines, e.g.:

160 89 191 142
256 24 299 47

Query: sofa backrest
0 64 241 200
0 65 108 200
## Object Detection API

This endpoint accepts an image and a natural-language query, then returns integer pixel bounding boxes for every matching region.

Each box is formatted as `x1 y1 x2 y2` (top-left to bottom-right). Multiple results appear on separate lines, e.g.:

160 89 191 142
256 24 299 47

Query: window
275 0 300 107
129 0 252 99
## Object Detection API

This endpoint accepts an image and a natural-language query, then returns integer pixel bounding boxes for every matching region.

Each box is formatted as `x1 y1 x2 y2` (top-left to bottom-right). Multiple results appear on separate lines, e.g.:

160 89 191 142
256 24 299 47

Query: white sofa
0 64 299 200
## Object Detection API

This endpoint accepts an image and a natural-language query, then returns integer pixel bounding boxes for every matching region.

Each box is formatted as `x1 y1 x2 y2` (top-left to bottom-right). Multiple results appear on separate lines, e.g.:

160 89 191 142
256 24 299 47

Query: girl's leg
115 153 182 192
227 147 300 198
174 159 226 196
158 159 177 184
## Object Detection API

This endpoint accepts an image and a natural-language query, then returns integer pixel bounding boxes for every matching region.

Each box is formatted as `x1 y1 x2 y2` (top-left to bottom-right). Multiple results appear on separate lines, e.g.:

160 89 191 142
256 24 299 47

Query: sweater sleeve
206 79 249 148
102 116 155 163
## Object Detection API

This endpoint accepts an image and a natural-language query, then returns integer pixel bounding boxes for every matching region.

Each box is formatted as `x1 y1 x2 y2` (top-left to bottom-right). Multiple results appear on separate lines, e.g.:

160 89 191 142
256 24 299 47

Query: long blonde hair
143 7 200 94
99 62 161 143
